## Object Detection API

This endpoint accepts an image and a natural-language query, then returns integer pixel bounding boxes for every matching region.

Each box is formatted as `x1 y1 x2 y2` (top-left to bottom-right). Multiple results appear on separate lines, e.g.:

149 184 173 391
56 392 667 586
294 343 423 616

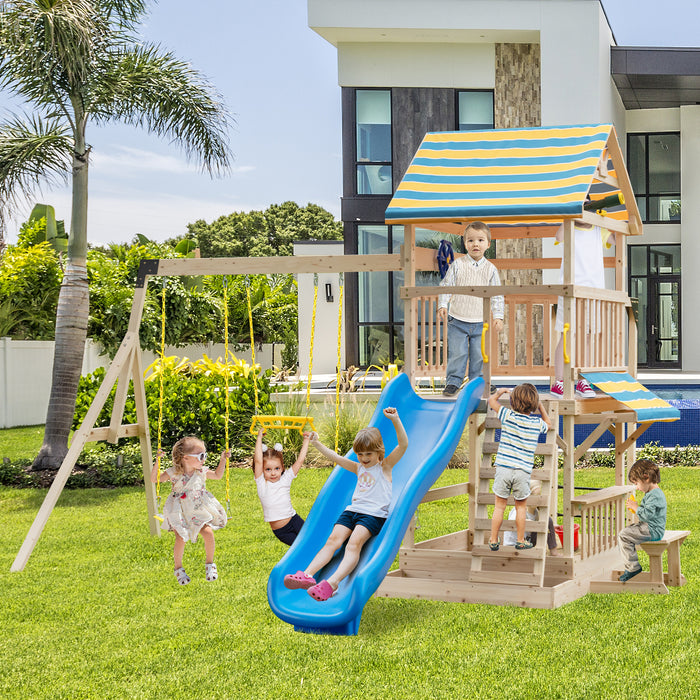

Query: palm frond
0 0 110 105
0 114 72 233
91 44 232 176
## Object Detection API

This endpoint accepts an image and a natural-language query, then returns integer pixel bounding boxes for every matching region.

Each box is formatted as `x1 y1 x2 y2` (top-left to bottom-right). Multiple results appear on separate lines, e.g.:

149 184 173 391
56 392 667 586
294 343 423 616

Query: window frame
455 89 495 131
354 88 393 196
626 131 681 224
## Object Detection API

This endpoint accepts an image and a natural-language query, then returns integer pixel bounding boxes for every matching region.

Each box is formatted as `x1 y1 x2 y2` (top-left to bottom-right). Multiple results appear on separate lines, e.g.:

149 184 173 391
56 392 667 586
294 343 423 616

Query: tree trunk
31 263 90 469
32 129 90 471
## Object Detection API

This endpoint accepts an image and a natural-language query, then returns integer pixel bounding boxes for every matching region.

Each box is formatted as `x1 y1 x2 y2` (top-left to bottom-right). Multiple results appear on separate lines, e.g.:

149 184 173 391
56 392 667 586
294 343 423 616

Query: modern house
306 0 700 373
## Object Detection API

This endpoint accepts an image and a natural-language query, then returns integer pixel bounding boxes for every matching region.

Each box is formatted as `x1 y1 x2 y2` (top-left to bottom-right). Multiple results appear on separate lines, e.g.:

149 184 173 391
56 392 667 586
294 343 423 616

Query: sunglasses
185 452 207 462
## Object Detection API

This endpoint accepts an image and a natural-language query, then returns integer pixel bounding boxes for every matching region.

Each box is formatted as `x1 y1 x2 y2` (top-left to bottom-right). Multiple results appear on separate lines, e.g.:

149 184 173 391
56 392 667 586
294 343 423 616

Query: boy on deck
437 221 504 396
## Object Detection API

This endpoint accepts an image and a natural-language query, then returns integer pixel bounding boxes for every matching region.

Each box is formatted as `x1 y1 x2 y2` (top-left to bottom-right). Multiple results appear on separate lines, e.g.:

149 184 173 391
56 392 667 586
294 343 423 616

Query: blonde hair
171 436 205 475
464 220 492 243
353 427 385 460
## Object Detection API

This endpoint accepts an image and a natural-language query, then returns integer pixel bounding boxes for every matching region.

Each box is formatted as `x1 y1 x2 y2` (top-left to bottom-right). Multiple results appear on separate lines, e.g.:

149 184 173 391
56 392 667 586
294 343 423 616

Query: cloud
90 146 255 177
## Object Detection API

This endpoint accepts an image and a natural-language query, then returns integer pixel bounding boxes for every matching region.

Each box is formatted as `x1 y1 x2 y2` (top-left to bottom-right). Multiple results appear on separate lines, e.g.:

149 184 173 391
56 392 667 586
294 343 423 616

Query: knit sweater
438 255 504 323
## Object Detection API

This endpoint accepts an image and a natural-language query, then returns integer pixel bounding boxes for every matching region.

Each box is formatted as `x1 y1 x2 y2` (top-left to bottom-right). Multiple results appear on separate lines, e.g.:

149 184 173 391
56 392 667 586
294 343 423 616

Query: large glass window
357 225 456 366
356 90 392 195
628 133 680 223
629 244 681 368
457 90 494 130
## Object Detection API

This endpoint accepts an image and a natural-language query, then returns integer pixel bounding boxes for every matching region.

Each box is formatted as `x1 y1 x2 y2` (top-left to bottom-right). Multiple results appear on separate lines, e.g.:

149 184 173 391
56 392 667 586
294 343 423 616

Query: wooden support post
11 334 142 572
562 220 575 400
562 413 576 557
402 225 417 384
467 412 480 550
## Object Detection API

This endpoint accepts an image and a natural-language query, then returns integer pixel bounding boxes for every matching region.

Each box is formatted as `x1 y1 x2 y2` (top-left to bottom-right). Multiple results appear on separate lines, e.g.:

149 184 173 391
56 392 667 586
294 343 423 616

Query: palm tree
0 0 231 469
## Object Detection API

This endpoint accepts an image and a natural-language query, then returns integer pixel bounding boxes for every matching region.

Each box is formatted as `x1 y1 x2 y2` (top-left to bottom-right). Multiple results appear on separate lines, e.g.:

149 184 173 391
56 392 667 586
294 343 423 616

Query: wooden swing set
10 254 382 572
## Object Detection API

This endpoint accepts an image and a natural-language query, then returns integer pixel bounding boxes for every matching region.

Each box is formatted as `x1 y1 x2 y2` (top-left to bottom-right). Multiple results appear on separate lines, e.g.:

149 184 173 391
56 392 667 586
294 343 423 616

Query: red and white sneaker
550 380 563 397
575 379 596 398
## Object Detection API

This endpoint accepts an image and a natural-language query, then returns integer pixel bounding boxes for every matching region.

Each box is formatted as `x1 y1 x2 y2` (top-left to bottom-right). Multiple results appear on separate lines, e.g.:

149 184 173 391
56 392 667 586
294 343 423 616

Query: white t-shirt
255 469 297 522
503 507 537 546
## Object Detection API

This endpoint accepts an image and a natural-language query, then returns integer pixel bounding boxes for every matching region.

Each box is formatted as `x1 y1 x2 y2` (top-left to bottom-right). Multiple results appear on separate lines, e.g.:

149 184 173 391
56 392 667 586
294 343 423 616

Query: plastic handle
563 322 570 364
481 322 489 364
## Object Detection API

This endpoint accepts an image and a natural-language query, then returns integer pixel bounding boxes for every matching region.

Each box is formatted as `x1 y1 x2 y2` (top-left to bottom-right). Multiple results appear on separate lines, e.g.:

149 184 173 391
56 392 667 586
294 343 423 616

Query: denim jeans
445 316 484 386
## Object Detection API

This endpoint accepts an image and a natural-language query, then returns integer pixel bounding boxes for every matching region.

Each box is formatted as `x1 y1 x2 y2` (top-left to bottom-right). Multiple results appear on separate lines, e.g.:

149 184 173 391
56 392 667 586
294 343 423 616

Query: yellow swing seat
250 414 317 435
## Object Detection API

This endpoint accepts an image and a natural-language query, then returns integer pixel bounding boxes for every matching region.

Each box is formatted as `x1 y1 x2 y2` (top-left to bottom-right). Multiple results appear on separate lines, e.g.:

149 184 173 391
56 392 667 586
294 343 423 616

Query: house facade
307 0 700 372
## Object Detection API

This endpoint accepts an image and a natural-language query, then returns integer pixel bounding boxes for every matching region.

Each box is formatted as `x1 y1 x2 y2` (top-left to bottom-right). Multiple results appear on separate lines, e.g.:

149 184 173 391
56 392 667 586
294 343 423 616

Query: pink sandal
308 579 335 601
283 571 316 589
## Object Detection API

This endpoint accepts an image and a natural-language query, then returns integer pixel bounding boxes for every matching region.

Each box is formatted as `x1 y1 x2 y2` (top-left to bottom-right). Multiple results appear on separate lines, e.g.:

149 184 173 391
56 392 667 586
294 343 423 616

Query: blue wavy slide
267 372 484 635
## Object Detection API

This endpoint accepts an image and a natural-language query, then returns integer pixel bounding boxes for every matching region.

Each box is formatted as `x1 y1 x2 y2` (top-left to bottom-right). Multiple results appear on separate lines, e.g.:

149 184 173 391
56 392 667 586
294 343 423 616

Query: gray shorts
493 467 531 501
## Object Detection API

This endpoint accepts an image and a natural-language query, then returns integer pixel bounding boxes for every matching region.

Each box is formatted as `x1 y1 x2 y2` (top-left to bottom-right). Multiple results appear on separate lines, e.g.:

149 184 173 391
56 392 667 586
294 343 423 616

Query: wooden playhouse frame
374 124 687 605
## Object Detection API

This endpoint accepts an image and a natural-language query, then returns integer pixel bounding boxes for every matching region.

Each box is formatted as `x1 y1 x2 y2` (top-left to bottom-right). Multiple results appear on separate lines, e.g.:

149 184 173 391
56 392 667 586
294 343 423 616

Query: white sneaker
550 380 563 397
575 379 596 398
205 562 218 581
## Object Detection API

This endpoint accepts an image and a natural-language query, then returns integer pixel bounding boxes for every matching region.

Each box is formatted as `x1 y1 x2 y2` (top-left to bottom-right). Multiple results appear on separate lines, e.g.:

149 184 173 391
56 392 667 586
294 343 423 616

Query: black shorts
272 513 304 546
335 509 386 537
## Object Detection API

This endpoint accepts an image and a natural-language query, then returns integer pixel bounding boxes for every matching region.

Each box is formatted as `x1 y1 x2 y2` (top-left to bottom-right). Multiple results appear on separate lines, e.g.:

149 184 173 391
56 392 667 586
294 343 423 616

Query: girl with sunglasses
151 436 228 585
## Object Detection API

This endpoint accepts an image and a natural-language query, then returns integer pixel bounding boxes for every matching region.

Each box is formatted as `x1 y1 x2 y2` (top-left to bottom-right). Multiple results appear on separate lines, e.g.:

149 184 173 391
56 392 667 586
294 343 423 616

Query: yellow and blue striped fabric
581 372 680 423
385 124 624 225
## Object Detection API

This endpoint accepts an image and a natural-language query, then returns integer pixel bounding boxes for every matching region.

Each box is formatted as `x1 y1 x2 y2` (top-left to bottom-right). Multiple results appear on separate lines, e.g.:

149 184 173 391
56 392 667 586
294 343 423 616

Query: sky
1 0 698 246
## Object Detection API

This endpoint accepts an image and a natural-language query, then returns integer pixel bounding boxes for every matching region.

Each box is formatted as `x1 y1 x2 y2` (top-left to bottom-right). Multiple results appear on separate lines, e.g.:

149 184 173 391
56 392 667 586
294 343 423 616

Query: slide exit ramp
267 372 484 635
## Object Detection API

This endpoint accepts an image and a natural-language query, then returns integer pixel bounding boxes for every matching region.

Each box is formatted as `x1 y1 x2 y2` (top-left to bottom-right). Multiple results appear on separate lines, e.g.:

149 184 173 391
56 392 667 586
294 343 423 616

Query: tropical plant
0 240 62 337
0 0 231 469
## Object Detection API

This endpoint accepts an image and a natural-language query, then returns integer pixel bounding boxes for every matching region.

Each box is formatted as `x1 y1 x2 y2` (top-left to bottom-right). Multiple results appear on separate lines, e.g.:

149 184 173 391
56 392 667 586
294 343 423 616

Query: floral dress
162 467 227 543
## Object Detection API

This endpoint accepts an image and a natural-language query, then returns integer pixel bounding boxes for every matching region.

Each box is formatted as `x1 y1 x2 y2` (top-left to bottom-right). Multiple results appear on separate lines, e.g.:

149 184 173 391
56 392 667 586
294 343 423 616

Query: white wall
0 338 283 428
294 241 345 376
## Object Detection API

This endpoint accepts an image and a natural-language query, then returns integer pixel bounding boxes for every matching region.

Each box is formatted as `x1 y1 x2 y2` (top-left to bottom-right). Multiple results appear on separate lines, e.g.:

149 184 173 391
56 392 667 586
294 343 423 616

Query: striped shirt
495 406 548 474
438 255 504 323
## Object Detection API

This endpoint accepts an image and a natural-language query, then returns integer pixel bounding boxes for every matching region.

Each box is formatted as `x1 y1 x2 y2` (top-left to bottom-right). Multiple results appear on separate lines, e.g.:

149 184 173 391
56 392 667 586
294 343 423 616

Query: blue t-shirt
495 406 548 474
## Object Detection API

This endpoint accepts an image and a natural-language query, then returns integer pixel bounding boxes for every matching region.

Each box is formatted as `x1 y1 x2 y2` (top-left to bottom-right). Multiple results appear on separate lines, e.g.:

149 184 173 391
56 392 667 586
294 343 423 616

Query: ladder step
471 544 546 559
473 518 549 533
482 442 557 456
478 466 553 482
474 493 551 507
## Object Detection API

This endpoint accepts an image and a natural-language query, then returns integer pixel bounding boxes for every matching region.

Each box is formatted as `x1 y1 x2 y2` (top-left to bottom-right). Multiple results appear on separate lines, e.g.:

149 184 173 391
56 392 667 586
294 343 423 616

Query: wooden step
471 544 546 559
473 517 549 533
482 442 557 456
477 466 553 481
473 493 551 507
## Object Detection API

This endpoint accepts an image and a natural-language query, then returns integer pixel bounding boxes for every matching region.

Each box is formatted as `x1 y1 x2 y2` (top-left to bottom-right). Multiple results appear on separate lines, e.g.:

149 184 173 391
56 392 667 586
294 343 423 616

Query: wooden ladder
468 402 559 587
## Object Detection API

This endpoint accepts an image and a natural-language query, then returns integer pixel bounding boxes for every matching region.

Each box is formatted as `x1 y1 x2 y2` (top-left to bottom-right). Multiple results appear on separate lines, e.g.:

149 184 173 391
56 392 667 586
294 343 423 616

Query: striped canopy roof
385 124 633 227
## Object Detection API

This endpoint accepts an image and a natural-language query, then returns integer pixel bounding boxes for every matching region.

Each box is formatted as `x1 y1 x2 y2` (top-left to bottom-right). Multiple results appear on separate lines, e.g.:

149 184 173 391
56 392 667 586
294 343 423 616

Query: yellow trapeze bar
250 415 317 435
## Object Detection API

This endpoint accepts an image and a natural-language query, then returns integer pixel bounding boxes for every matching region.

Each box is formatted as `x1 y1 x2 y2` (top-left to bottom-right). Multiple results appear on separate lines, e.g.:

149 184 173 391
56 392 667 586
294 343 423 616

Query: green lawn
1 466 699 699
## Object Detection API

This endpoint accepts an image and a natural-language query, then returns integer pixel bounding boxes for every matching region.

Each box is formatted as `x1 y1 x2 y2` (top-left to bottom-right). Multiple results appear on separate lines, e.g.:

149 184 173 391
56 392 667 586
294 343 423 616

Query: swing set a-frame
10 252 398 573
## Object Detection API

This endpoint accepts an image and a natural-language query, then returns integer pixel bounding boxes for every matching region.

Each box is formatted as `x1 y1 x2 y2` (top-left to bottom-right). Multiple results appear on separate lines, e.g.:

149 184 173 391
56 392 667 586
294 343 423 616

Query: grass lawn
1 465 699 699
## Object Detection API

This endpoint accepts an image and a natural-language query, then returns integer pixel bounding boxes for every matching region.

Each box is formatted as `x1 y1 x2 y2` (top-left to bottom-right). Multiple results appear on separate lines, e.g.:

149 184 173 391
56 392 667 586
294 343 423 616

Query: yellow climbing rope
247 273 318 435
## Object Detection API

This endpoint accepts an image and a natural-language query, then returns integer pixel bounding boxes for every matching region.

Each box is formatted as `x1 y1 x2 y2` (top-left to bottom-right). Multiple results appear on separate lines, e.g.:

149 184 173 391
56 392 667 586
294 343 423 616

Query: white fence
0 338 284 429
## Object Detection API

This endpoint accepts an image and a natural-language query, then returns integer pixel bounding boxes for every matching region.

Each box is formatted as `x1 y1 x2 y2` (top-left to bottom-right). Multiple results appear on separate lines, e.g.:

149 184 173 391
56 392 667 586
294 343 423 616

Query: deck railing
406 287 632 380
570 485 635 559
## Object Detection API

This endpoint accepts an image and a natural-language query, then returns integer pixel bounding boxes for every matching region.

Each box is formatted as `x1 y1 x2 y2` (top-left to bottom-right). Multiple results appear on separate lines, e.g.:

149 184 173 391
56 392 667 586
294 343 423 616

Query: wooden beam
617 422 652 454
11 334 142 572
573 418 614 462
152 254 402 277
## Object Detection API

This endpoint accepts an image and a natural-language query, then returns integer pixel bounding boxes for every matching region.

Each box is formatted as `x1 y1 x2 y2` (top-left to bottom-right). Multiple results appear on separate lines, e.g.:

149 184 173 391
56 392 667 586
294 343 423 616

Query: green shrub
72 355 274 462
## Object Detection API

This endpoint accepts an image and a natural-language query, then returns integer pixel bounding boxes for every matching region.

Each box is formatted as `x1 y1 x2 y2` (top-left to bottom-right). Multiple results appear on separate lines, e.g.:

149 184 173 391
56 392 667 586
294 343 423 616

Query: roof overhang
612 47 700 109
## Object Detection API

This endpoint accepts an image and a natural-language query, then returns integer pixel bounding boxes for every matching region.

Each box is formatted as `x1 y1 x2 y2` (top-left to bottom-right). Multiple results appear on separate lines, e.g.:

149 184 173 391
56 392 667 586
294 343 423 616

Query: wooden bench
589 529 690 594
638 529 690 589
